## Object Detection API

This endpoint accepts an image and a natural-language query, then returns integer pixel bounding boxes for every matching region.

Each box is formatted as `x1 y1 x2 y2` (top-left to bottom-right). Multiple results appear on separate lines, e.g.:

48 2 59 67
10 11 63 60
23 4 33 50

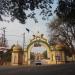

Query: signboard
34 42 41 47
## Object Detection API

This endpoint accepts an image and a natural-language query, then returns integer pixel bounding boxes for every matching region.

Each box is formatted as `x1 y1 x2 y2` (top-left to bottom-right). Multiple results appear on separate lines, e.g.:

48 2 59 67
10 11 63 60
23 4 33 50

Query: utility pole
1 27 6 47
23 32 25 51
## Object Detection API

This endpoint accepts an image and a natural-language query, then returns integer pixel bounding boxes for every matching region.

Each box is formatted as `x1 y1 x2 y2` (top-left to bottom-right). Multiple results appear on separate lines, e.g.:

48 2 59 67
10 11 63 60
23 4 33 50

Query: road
0 63 75 75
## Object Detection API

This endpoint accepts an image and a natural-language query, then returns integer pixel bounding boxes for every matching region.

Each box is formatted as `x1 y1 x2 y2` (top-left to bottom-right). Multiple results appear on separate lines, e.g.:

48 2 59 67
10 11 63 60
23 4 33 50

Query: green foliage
0 49 12 62
49 0 75 55
43 50 47 59
0 0 53 23
30 52 35 60
56 0 75 22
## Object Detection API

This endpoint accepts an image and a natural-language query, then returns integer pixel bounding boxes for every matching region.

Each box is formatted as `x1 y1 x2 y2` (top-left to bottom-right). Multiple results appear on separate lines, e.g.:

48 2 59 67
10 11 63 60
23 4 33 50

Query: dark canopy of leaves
56 0 75 22
0 0 53 23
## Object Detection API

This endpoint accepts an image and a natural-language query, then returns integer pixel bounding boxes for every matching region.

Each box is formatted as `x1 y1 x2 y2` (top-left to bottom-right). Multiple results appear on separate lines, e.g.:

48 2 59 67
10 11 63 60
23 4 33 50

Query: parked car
34 60 42 65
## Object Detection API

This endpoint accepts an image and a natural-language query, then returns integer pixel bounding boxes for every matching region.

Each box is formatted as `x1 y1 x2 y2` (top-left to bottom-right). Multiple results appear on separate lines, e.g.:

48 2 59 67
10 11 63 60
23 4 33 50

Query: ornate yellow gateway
11 33 65 65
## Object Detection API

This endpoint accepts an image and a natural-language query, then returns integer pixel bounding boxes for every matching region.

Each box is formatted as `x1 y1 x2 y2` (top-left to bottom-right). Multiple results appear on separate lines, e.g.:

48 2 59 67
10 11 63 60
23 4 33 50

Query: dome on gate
13 44 22 51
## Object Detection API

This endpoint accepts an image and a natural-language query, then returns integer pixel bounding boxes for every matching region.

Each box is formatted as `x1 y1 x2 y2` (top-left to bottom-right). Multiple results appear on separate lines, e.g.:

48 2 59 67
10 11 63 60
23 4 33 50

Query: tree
56 0 75 23
0 0 9 21
1 44 16 63
49 17 75 55
57 0 75 40
42 50 47 59
56 0 75 53
49 0 75 55
0 0 53 23
30 52 35 60
2 49 11 63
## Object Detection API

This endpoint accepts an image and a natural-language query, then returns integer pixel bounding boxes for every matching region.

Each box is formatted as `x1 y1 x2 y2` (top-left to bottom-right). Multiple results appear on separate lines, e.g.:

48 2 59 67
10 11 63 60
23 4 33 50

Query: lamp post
23 32 25 51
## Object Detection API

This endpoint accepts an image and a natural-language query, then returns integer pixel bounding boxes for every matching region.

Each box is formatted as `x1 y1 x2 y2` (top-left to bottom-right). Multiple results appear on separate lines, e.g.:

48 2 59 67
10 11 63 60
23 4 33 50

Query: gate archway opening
30 45 48 64
26 34 51 65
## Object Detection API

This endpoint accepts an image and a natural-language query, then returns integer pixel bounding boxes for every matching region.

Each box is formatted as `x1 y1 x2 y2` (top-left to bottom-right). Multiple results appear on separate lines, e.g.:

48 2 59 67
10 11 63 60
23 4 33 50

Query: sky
0 0 58 53
0 14 50 47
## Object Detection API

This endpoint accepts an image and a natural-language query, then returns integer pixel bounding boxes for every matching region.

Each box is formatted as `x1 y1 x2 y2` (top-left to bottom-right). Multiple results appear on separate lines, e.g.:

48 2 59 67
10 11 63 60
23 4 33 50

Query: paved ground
0 63 75 75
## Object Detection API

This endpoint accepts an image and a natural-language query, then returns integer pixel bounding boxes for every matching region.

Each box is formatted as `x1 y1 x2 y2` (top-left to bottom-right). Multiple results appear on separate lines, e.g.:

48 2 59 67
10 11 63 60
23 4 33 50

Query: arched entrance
26 34 51 64
11 33 65 65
